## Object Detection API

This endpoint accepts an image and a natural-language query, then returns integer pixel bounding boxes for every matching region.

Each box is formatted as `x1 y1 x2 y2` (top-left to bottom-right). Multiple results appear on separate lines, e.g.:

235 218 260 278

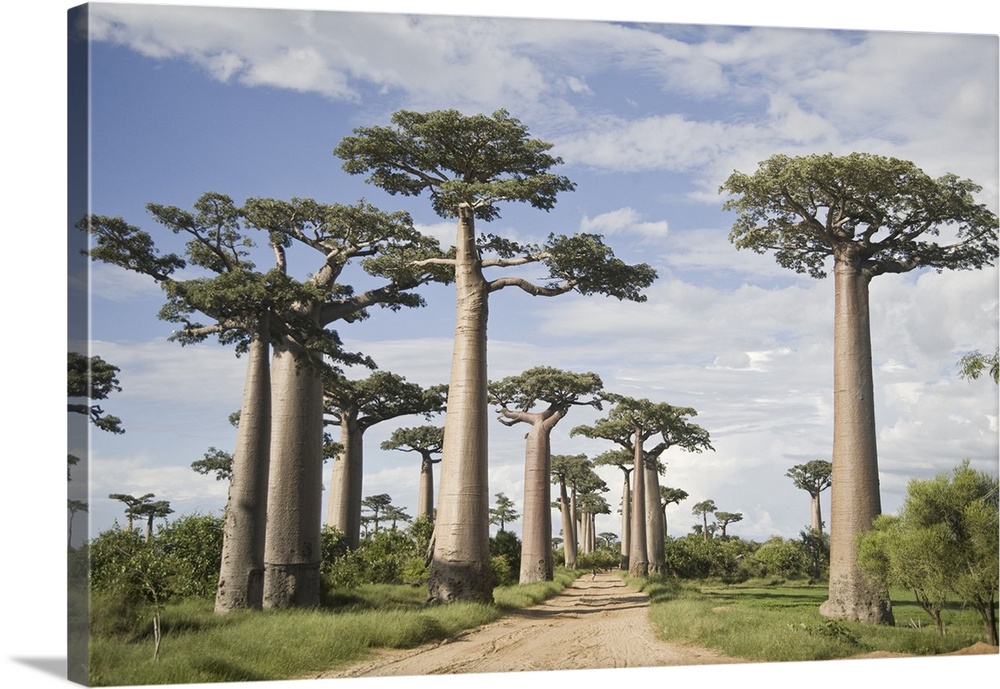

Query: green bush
489 530 521 584
156 513 224 598
753 536 809 578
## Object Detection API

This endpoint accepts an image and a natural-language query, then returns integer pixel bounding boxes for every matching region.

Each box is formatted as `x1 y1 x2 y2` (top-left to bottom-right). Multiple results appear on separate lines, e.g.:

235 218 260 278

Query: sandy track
319 572 744 678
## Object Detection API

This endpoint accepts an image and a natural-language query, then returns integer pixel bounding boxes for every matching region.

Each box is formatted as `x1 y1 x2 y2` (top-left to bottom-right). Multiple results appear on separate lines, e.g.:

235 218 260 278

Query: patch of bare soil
851 641 998 660
316 572 745 679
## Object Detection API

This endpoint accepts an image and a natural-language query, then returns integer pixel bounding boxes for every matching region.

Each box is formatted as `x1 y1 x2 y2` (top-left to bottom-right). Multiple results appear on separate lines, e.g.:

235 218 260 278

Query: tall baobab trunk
820 254 894 624
558 482 577 569
619 469 631 570
263 340 325 609
568 486 579 559
417 455 435 521
628 436 648 577
215 322 271 612
519 415 557 583
810 491 823 534
326 416 364 548
644 462 665 574
427 204 493 603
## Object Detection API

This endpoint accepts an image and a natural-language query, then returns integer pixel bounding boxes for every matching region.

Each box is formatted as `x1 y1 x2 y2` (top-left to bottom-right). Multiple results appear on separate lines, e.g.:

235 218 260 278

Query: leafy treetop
721 152 999 279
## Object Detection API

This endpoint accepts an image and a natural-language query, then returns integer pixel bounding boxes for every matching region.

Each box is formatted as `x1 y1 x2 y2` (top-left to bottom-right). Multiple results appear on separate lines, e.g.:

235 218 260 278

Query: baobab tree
324 371 446 549
489 366 603 582
592 449 634 570
573 397 713 575
84 192 447 610
659 486 689 538
109 492 155 534
360 494 393 536
692 500 717 542
786 460 833 534
722 152 998 623
380 425 444 521
135 500 174 543
335 109 656 603
714 511 743 538
550 453 592 570
576 492 611 555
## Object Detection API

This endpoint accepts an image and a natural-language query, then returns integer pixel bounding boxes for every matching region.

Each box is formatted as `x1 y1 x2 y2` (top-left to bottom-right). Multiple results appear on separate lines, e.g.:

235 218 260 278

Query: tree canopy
721 152 999 279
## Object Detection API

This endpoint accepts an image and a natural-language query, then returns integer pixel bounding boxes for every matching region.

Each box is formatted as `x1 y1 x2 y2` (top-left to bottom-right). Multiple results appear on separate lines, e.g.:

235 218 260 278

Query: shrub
155 512 224 598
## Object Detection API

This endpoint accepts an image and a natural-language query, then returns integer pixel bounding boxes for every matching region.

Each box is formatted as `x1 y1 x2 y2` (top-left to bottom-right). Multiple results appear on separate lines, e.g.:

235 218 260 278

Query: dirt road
320 572 744 678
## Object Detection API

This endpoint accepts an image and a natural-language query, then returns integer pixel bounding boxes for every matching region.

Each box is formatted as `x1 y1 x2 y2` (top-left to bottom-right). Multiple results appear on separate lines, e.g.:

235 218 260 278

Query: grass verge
90 570 581 686
634 577 997 662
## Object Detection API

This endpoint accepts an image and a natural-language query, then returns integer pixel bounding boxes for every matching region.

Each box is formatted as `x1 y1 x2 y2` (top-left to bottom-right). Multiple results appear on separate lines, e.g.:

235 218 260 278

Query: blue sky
67 1 998 553
6 1 999 687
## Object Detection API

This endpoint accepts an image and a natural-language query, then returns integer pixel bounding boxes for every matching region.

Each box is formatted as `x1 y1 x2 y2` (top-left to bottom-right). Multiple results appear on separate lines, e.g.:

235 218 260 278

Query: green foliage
191 447 233 482
488 492 520 531
858 460 999 643
958 347 999 384
67 352 124 434
785 460 832 495
321 518 435 592
155 513 224 598
753 536 809 578
334 108 577 221
721 152 999 279
576 548 619 571
489 530 522 586
645 581 989 663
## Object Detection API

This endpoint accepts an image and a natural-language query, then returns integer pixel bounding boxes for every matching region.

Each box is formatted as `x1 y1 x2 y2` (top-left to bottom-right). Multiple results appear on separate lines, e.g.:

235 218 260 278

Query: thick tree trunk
644 463 664 574
810 491 823 534
519 418 555 583
215 324 270 613
620 470 631 570
569 488 579 557
661 505 668 539
427 205 493 604
820 255 894 624
417 455 435 521
263 340 325 609
559 482 577 569
628 436 648 577
326 416 365 549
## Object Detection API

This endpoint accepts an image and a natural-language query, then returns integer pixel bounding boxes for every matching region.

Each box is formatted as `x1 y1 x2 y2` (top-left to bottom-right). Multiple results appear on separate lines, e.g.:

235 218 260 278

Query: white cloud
579 207 668 239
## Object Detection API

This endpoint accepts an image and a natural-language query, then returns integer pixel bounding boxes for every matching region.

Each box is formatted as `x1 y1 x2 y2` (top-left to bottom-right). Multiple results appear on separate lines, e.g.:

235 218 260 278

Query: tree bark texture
519 416 557 583
215 324 270 613
263 340 325 609
619 471 631 570
427 205 494 604
819 255 894 624
628 437 648 577
810 492 823 534
417 456 435 521
326 417 365 549
644 463 665 574
558 481 577 569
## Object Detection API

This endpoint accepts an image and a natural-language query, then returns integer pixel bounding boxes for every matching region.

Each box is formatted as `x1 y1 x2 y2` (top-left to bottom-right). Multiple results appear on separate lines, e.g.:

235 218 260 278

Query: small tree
660 486 689 538
381 425 444 521
692 500 717 542
361 494 394 536
859 460 999 644
134 500 174 543
109 493 155 534
489 492 519 532
714 511 743 538
786 460 833 534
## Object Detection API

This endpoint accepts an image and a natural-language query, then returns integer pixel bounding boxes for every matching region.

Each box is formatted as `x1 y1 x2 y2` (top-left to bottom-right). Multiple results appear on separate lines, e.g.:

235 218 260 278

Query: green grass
637 577 996 662
89 571 581 686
